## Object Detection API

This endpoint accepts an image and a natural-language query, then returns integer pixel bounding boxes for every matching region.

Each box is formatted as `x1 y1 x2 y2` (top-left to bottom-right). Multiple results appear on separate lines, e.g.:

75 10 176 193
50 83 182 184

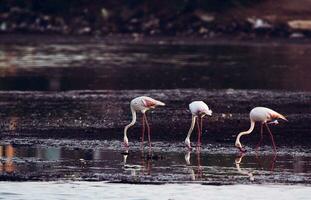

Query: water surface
0 139 310 184
0 36 310 91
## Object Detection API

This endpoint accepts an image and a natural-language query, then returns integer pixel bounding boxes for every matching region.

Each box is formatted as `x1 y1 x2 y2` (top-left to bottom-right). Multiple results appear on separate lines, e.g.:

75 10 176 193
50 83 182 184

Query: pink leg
265 123 276 152
141 115 145 147
200 116 203 145
144 113 151 149
256 123 264 150
196 118 201 147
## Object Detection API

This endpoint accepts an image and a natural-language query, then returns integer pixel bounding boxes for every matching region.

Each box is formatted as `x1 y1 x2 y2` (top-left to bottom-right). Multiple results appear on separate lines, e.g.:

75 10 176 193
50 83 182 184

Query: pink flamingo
235 107 288 152
123 96 165 148
185 101 212 149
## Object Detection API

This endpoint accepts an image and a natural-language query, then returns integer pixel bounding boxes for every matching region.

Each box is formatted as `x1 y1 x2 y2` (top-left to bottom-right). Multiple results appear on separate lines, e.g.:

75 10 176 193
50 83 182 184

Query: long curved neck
124 105 137 139
186 116 196 140
235 120 255 145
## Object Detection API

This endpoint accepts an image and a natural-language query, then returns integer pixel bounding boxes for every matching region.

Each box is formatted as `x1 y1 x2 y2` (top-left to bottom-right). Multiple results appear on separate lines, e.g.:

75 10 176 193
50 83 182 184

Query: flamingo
123 96 165 148
235 107 288 152
185 101 212 149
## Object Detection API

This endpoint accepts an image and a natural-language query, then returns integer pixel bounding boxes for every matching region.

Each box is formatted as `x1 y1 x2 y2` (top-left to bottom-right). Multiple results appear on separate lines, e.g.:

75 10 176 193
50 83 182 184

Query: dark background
1 0 311 37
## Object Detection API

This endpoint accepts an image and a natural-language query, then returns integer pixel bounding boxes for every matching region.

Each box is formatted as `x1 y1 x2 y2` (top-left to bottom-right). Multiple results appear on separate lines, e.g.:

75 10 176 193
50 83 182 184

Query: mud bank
0 89 310 146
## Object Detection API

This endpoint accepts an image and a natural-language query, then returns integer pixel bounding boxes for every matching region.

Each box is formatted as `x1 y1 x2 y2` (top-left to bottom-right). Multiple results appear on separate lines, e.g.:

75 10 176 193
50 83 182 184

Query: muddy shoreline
0 89 310 145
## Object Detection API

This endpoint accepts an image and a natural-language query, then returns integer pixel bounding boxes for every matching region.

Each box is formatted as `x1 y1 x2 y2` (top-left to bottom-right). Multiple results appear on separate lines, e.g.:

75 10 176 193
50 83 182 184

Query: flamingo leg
270 153 277 171
196 118 201 147
200 116 203 145
256 123 264 150
141 114 145 148
265 123 276 152
144 113 151 149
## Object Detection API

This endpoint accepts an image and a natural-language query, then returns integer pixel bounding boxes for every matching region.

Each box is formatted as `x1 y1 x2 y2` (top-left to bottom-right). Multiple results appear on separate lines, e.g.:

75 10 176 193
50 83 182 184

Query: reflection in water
184 150 203 181
8 116 19 131
235 154 254 181
0 41 311 91
0 142 310 184
255 152 277 172
122 149 152 178
0 144 15 173
235 152 278 181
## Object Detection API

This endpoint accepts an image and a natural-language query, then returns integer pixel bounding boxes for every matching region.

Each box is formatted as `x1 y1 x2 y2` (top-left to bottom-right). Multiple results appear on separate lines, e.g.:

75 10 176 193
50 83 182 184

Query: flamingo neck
185 116 196 144
235 120 255 146
124 105 137 140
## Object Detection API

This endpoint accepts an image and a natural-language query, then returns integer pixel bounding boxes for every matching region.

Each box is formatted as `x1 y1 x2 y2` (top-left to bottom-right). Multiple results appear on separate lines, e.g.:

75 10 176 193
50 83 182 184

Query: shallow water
0 138 310 184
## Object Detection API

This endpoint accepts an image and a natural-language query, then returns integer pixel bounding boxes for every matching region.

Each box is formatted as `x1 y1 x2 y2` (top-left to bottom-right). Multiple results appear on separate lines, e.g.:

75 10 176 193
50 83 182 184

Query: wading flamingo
235 107 287 152
123 96 165 148
185 101 212 149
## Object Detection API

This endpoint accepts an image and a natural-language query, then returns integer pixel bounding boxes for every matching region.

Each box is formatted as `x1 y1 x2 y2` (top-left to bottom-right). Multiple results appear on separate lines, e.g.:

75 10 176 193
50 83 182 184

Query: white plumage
123 96 165 148
235 107 287 152
185 101 212 149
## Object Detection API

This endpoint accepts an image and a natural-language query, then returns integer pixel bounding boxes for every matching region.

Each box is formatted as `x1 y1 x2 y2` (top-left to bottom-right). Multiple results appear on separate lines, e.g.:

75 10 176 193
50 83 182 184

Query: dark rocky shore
2 0 311 38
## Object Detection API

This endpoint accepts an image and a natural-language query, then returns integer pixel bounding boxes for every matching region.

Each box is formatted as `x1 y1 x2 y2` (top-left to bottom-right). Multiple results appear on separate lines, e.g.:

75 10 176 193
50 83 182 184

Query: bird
123 96 165 148
185 101 212 149
235 107 288 152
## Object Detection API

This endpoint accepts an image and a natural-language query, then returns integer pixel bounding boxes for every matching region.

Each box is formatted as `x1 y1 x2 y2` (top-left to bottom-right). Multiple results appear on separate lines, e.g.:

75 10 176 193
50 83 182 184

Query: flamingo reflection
184 149 203 181
235 154 254 181
0 144 15 173
255 151 277 172
122 149 152 177
235 152 277 181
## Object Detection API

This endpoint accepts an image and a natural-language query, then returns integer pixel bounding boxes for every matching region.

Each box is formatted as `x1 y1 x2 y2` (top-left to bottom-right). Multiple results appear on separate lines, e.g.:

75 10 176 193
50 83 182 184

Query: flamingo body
250 107 286 123
123 96 165 147
185 101 212 149
189 101 212 116
235 106 287 152
131 96 165 113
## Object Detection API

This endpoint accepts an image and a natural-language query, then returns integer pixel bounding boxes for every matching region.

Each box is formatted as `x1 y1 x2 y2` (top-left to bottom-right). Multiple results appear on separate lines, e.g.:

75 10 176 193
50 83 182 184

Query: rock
143 17 159 30
288 20 311 31
247 18 272 29
194 10 214 22
101 8 109 20
290 32 305 38
0 22 7 31
199 27 208 34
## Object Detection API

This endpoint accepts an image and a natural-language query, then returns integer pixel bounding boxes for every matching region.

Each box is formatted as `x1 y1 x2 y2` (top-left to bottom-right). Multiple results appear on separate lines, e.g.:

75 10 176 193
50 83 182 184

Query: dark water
0 139 311 184
0 36 311 91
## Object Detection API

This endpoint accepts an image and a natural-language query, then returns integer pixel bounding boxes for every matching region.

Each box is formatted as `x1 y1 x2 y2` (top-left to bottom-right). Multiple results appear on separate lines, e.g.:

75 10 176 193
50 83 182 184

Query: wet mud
0 89 310 146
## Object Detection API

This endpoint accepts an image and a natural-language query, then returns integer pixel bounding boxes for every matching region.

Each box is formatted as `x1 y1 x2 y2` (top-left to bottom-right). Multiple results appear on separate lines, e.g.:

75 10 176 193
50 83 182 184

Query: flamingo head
185 138 192 150
235 142 246 153
205 109 212 116
198 109 212 118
